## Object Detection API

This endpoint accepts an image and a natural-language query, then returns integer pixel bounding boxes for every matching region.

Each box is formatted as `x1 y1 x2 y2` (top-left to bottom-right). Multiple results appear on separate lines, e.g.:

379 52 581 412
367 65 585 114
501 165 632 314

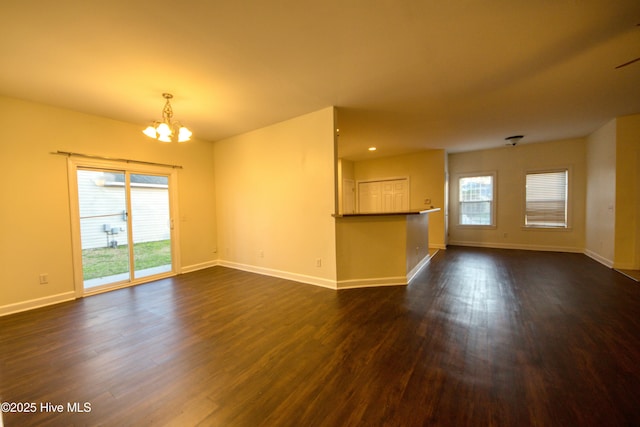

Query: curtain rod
52 151 183 169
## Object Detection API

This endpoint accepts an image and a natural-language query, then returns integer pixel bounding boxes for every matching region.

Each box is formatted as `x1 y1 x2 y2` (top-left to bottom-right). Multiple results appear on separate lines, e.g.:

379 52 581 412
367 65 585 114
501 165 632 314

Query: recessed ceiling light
368 147 377 151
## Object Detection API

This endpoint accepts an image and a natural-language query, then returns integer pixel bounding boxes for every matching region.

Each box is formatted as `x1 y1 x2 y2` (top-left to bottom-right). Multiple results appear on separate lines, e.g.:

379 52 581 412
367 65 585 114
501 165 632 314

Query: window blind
525 170 567 227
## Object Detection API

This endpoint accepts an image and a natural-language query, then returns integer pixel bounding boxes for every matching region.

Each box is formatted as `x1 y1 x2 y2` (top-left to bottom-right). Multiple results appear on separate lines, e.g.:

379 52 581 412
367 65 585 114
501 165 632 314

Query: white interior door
382 179 409 212
358 181 382 213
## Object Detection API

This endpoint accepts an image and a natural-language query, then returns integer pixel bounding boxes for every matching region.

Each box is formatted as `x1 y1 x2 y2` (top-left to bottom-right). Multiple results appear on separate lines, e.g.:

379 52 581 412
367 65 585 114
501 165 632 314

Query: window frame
456 171 497 228
523 167 571 230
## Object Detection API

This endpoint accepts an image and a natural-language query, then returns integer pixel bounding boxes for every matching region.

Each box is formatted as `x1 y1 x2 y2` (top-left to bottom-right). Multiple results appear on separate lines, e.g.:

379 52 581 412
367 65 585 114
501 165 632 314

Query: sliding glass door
69 159 178 294
77 169 131 288
130 173 172 279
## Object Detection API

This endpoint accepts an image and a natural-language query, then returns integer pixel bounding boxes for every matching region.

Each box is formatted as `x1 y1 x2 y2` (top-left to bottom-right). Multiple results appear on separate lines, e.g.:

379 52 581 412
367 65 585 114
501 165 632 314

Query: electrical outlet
316 258 322 267
39 274 49 284
259 250 264 258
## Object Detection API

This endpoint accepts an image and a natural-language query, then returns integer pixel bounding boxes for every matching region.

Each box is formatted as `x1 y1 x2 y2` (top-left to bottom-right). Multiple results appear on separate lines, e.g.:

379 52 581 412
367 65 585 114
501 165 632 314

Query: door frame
67 157 181 297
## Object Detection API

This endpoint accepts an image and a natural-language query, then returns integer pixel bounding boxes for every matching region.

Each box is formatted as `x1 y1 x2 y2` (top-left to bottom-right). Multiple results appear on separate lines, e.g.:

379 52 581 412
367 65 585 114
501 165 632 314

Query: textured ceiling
1 0 639 159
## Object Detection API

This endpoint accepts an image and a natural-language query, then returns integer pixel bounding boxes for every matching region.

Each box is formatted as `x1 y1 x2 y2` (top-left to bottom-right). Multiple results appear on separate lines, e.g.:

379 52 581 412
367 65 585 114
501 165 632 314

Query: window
525 169 568 228
459 174 494 226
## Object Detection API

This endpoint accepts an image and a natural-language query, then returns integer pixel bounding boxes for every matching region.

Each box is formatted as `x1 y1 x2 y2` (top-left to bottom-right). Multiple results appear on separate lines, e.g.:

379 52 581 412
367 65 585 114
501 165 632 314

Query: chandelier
142 93 192 143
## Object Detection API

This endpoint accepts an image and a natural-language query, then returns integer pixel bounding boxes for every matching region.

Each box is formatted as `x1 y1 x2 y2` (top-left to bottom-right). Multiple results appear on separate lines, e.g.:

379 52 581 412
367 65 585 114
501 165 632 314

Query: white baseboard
448 240 583 253
218 260 338 289
337 276 407 289
583 249 614 268
218 261 426 290
406 251 436 283
219 253 441 291
180 260 220 274
0 291 76 317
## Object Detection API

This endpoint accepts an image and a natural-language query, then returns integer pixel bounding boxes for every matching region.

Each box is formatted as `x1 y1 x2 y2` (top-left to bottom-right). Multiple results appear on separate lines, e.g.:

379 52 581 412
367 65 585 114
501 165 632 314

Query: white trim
217 250 442 291
218 260 338 289
181 260 220 274
0 292 76 317
67 157 85 297
584 249 614 268
337 277 407 289
448 240 583 253
216 260 434 290
406 252 434 283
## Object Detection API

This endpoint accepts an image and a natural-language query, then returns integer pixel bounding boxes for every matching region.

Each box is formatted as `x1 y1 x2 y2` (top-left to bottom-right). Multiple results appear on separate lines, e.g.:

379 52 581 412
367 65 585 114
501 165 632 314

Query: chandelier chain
162 93 174 121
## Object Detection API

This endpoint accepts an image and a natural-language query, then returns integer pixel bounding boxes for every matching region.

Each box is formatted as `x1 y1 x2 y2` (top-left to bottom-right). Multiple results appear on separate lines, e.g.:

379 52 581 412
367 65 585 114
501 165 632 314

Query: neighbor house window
525 169 568 228
459 174 495 226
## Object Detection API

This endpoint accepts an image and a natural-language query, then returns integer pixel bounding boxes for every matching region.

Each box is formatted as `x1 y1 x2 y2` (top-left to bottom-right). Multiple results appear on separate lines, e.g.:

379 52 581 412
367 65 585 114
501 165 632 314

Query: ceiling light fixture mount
505 135 524 146
143 93 192 143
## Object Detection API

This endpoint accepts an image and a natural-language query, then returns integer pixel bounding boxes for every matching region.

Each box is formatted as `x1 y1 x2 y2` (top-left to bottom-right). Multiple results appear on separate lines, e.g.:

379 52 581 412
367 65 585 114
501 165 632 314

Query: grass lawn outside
82 240 171 280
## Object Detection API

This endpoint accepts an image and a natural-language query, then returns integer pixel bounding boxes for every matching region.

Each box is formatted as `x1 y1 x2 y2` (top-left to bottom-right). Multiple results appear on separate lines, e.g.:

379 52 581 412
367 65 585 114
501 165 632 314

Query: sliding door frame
67 157 181 297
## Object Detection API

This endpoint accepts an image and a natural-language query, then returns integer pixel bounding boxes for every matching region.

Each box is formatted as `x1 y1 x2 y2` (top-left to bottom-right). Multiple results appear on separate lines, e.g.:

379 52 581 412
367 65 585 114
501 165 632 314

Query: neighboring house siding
77 170 170 249
130 188 170 244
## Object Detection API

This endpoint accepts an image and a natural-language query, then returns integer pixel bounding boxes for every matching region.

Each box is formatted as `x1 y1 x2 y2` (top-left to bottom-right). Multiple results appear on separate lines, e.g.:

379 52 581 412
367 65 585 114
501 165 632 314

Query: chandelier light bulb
156 123 172 137
178 127 192 143
142 126 157 138
142 93 192 143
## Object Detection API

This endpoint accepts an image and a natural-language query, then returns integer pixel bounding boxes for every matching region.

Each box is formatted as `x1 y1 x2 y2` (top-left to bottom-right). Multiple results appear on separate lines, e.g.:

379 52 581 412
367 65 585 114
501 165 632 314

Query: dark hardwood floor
1 246 640 426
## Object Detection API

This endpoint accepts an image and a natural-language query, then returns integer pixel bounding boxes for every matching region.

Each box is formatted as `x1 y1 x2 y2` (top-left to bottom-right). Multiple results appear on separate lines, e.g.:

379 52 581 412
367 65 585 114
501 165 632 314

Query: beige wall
335 212 432 287
448 138 587 252
585 119 617 266
3 93 636 314
614 113 640 269
350 150 446 248
214 107 337 288
0 96 217 313
335 216 407 285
